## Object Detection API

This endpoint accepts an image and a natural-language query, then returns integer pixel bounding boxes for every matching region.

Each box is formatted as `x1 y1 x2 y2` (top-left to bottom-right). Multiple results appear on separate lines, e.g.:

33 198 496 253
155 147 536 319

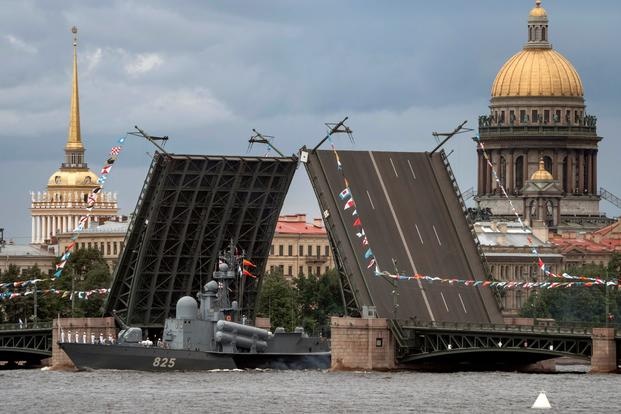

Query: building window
307 245 312 256
515 156 524 190
288 266 293 276
544 156 553 174
279 265 284 274
544 109 550 123
316 266 321 275
107 242 111 256
288 245 293 256
520 110 526 123
270 244 274 255
299 245 304 256
299 266 303 276
113 242 118 255
316 245 321 257
270 265 275 273
532 110 538 123
324 245 329 256
308 266 313 275
278 245 284 256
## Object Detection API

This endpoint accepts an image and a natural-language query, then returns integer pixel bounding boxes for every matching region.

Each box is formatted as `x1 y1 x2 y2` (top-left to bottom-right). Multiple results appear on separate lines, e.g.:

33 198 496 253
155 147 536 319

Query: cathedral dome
491 0 584 99
47 169 99 187
492 49 583 98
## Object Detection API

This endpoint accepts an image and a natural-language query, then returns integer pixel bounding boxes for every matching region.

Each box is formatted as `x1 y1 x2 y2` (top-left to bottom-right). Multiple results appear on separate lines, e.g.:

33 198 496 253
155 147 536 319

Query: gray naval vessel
59 244 330 371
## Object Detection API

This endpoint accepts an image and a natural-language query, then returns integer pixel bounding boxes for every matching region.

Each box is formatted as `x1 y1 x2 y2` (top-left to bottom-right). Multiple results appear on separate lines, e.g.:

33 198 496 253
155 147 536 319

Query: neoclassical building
476 1 606 232
30 27 118 244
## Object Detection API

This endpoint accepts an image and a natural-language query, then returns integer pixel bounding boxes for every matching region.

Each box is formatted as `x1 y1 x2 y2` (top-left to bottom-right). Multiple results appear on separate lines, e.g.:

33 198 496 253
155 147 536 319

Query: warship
59 243 330 371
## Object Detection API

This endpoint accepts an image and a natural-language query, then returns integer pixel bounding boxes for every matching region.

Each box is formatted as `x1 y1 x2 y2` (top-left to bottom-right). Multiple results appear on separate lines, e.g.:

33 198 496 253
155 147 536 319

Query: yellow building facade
266 214 335 279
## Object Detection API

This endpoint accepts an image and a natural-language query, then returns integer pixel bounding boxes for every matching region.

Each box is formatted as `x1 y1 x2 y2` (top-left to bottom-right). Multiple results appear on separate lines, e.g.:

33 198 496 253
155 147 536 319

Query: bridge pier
52 317 116 369
590 328 617 373
330 316 395 371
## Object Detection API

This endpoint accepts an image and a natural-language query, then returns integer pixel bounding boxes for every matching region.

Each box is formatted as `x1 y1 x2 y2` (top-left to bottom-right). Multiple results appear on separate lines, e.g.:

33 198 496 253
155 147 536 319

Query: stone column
492 150 500 193
31 217 35 244
523 150 529 189
477 152 483 195
592 150 598 194
554 149 561 180
578 150 585 194
508 151 514 194
37 216 42 244
567 150 574 193
586 151 593 194
590 328 617 373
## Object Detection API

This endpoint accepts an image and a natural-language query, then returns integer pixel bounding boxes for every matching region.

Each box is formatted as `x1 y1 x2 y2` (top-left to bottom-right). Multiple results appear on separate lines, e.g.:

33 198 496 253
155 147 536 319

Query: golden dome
48 169 99 187
529 1 547 18
531 159 553 181
491 49 584 98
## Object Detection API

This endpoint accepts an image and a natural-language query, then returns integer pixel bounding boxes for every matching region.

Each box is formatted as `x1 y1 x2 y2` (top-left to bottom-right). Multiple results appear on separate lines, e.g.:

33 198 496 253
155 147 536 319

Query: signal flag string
53 135 127 278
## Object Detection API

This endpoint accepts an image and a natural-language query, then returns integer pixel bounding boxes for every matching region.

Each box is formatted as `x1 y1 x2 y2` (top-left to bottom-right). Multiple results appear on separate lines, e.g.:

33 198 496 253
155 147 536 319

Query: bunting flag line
373 268 618 290
54 135 127 279
0 288 110 302
327 131 376 271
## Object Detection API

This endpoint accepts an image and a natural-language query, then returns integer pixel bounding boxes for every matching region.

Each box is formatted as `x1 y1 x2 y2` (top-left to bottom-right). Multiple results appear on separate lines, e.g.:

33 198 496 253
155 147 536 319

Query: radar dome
176 296 198 320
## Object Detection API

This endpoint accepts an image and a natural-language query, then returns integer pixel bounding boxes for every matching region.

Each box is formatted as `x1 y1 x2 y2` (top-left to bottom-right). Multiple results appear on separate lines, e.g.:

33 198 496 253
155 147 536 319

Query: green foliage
294 269 343 335
0 248 111 323
519 262 620 324
256 268 344 335
256 270 297 332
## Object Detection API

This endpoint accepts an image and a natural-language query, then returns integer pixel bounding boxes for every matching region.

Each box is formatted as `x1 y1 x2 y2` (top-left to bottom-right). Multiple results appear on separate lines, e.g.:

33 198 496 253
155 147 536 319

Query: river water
1 368 619 413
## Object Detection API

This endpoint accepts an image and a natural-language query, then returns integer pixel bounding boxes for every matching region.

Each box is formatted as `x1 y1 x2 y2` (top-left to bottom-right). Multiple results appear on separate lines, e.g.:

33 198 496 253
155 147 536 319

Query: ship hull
59 343 330 371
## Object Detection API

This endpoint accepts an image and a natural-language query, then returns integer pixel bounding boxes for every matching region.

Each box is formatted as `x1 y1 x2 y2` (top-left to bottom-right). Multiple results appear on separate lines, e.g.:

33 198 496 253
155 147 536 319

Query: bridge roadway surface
309 150 503 324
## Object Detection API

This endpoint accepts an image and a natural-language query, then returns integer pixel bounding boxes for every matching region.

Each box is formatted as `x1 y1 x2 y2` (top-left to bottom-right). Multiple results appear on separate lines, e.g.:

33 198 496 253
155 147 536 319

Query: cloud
4 34 37 54
125 53 164 75
84 47 102 72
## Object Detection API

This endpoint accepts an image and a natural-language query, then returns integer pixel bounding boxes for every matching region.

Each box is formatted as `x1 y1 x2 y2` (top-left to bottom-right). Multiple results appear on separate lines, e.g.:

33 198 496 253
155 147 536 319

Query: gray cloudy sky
1 0 620 243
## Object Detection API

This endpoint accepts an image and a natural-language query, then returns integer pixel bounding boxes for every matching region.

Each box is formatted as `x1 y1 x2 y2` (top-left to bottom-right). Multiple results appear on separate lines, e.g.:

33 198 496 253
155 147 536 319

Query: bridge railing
398 320 621 337
0 321 53 331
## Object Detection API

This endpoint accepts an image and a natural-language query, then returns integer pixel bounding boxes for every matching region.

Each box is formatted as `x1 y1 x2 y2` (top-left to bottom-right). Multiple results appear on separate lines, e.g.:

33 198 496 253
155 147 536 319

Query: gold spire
66 26 83 151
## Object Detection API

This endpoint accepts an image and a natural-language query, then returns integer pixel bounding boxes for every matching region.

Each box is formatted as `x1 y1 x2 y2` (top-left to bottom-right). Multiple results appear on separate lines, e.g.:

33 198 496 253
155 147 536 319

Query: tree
294 269 343 335
519 262 620 324
256 268 344 335
256 270 297 331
